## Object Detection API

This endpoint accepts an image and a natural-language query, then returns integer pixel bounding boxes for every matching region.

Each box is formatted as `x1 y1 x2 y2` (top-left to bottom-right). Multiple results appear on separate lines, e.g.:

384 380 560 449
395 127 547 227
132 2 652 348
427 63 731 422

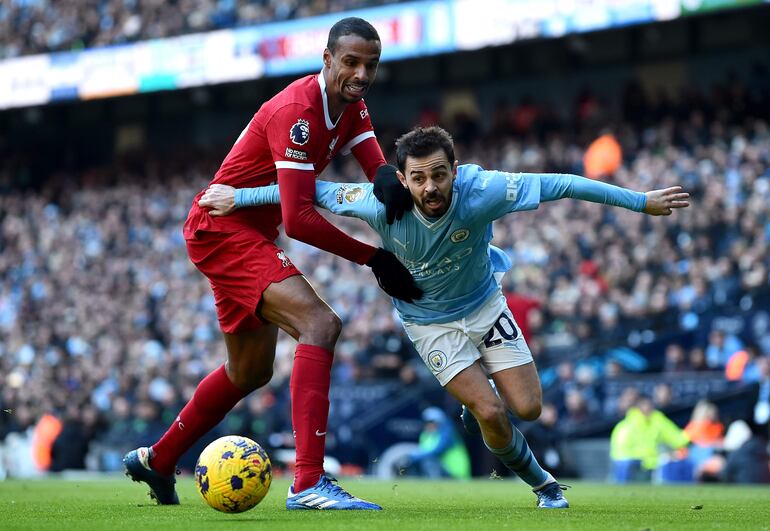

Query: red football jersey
185 73 379 241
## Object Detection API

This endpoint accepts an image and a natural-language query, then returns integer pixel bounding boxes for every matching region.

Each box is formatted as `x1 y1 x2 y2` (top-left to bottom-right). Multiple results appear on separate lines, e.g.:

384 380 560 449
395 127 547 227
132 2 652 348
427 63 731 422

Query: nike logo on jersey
315 430 327 437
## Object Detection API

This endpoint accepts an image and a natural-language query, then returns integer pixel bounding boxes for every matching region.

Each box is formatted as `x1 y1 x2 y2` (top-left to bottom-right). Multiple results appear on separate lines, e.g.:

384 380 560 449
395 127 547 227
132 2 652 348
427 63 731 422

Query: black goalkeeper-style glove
373 164 413 224
367 248 423 302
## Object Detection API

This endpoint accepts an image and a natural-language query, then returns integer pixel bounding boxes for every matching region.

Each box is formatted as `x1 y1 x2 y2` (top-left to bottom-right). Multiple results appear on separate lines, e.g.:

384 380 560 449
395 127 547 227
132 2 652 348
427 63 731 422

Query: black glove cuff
366 247 385 268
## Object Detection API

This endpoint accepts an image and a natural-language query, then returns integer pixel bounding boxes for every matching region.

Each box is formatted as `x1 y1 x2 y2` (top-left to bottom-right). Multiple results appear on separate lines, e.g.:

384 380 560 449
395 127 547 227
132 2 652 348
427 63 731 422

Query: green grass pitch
2 476 769 530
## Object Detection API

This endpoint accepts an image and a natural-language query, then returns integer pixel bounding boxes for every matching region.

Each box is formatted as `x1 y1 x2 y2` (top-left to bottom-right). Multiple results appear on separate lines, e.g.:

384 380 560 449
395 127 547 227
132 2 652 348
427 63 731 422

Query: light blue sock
485 423 552 489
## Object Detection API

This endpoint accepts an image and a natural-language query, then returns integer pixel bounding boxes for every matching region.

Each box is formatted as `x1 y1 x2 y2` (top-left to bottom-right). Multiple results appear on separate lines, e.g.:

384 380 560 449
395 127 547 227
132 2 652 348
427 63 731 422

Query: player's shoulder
457 163 484 180
458 164 516 189
455 164 488 191
271 74 319 106
260 75 322 124
454 164 511 216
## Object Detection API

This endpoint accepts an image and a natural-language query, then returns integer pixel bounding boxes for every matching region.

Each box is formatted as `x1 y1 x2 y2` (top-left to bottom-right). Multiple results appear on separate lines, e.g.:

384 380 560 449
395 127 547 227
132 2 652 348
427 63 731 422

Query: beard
422 191 448 216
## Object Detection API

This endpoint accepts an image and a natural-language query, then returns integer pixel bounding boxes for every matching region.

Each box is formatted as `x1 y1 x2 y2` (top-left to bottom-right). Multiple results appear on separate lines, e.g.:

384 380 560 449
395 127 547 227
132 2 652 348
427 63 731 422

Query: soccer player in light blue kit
199 126 689 508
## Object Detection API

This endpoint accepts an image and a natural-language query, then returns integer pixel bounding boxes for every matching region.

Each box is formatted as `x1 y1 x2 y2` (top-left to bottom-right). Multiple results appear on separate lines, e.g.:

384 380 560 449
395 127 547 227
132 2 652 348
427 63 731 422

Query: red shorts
186 229 301 334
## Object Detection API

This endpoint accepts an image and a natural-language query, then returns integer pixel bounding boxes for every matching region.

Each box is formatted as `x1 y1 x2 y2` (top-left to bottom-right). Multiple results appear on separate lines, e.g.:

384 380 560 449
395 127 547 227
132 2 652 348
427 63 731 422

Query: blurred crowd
1 76 769 479
0 0 405 59
607 395 770 484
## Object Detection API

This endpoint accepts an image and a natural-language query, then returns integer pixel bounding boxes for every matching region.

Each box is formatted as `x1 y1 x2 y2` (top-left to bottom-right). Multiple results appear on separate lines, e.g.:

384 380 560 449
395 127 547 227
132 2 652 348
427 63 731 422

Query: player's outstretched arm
538 173 689 214
478 169 690 222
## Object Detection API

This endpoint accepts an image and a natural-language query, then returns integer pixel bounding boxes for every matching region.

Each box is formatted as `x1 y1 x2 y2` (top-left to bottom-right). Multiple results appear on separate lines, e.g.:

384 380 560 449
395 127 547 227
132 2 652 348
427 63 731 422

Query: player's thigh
470 297 539 419
259 274 341 344
186 229 301 334
490 362 542 421
403 321 482 387
223 325 279 391
444 361 506 425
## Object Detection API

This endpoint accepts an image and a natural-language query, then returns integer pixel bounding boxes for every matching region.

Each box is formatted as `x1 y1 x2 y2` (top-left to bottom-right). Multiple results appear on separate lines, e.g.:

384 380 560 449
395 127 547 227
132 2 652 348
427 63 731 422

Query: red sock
291 344 334 493
150 364 247 475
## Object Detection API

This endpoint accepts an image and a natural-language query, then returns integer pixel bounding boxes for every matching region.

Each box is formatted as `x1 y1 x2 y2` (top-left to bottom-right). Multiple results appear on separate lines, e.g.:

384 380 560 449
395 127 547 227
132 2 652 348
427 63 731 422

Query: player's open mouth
424 196 443 209
345 84 367 97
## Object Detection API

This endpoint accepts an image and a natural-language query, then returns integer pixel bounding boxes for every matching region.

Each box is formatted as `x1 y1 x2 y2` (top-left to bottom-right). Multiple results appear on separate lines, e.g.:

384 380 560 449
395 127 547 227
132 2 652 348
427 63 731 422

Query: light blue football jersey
235 164 646 324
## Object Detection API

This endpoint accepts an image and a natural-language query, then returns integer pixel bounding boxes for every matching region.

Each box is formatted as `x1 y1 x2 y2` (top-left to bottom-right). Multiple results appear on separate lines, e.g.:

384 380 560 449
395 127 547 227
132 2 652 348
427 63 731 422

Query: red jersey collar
317 71 341 131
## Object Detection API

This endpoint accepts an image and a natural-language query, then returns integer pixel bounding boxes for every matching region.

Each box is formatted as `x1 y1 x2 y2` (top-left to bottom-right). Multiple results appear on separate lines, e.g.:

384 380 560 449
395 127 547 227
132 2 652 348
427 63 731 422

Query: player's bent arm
348 135 386 182
278 168 377 265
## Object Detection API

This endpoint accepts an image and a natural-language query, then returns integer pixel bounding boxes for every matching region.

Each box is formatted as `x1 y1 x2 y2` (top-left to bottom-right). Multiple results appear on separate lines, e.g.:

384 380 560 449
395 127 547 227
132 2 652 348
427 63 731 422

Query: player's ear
322 48 332 69
452 160 459 178
397 170 408 187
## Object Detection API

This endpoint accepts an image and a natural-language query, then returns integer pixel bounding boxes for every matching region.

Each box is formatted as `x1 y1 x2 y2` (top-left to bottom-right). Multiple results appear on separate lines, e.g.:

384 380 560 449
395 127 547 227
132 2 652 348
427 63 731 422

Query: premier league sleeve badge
289 118 310 146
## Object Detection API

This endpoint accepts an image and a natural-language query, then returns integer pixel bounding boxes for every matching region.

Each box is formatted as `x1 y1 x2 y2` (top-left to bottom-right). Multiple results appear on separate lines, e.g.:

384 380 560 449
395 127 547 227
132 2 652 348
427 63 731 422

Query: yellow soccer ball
195 435 272 512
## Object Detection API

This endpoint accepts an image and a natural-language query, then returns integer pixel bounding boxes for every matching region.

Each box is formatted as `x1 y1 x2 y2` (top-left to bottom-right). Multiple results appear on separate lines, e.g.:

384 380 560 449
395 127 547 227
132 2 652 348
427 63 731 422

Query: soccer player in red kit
124 17 420 510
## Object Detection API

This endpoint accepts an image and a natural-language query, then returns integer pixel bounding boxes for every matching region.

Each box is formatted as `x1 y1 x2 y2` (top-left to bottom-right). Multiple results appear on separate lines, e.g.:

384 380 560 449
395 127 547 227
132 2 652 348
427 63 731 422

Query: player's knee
302 309 341 345
516 401 541 422
470 400 507 427
251 368 273 390
326 311 342 340
229 367 273 393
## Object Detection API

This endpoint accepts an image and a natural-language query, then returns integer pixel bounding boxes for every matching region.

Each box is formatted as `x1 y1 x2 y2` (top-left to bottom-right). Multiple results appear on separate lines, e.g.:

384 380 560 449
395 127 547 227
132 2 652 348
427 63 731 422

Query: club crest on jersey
428 350 447 373
450 229 470 243
276 251 292 268
289 119 310 146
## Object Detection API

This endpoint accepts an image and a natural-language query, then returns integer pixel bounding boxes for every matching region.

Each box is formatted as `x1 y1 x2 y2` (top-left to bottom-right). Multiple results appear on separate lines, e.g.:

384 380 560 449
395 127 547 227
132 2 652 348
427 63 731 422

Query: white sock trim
532 473 556 491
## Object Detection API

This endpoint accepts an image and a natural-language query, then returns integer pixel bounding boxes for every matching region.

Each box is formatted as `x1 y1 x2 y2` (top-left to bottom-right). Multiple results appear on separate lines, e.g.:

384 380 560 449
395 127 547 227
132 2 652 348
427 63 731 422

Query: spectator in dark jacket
724 432 770 484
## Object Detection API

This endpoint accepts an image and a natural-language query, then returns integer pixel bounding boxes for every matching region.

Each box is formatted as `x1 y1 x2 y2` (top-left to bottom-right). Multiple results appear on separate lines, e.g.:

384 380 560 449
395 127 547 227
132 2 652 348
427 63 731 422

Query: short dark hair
327 17 380 54
395 126 456 173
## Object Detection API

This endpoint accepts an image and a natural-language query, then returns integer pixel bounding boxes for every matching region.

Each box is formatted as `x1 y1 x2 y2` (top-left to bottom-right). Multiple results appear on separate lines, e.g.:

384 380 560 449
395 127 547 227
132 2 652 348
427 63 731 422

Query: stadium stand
0 0 409 59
